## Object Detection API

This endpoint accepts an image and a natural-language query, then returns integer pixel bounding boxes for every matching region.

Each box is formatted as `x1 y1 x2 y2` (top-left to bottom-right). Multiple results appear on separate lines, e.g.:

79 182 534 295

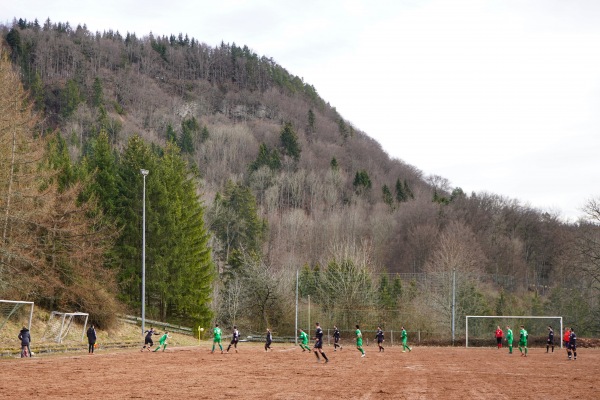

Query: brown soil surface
1 343 599 399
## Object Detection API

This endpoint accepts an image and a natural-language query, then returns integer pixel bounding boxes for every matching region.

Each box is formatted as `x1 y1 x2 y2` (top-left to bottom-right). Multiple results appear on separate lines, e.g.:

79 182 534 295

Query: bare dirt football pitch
1 343 599 399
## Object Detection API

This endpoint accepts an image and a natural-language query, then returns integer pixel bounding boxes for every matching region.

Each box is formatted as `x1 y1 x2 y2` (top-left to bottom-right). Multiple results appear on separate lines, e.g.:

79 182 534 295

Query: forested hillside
1 18 599 337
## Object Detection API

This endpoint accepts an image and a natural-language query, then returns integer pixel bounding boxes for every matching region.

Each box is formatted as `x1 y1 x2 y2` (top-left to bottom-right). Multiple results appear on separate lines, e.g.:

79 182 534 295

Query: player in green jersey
212 323 223 354
153 331 170 352
401 326 412 352
298 329 311 352
355 325 365 357
505 325 513 354
518 325 528 357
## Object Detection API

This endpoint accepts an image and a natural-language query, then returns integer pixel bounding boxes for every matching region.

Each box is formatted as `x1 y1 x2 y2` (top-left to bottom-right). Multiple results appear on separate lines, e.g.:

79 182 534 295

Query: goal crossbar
465 315 563 349
0 300 34 332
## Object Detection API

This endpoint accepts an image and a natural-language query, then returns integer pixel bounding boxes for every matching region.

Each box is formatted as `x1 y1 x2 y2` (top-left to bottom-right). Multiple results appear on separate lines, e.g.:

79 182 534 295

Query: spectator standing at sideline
18 326 31 358
87 324 97 354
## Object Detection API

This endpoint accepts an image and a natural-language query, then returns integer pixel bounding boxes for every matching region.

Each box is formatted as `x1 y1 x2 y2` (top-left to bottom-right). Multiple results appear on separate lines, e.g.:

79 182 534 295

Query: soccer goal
42 311 89 343
465 315 563 349
0 300 34 333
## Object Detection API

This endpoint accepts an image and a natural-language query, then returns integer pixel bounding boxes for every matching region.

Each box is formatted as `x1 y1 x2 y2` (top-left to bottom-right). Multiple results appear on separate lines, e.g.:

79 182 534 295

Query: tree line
2 18 600 337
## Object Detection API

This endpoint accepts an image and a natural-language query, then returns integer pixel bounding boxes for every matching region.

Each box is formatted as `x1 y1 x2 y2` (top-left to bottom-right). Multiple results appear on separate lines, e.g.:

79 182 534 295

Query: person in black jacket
375 326 385 352
568 328 577 360
265 328 273 351
333 325 342 351
18 327 32 358
87 325 97 354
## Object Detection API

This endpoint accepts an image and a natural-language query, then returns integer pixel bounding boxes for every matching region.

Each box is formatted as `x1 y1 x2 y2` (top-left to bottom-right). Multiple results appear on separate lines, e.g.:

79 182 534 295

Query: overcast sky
4 0 600 221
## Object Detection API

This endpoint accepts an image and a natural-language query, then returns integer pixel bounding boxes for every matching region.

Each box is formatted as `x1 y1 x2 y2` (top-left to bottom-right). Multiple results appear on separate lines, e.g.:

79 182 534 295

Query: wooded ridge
1 18 599 338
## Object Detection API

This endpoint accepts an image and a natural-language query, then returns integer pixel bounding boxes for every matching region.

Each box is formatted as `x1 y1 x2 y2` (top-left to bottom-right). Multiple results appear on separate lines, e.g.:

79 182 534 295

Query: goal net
0 300 34 333
465 315 563 349
42 311 89 343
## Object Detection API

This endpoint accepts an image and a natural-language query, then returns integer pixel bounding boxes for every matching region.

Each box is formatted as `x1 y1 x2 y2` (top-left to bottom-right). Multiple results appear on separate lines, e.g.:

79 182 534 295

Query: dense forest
1 18 599 338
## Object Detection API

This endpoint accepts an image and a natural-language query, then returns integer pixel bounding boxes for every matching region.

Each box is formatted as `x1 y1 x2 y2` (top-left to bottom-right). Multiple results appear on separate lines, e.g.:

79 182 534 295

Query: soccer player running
518 325 528 357
546 326 554 353
568 328 577 360
212 323 223 354
142 327 158 352
401 326 412 353
226 325 240 353
495 325 503 349
153 331 171 352
563 327 571 358
313 322 329 363
298 329 311 352
265 328 273 351
333 325 342 351
506 325 513 354
375 326 385 352
355 325 365 357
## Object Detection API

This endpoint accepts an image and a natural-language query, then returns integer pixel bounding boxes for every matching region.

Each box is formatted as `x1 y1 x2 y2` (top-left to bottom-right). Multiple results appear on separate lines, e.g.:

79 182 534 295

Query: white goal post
465 315 563 349
43 311 89 343
0 300 34 332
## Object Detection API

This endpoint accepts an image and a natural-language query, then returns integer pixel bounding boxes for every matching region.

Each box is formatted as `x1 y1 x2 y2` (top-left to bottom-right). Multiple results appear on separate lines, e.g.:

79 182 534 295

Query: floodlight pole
295 270 298 346
308 295 311 331
140 169 149 335
452 269 456 345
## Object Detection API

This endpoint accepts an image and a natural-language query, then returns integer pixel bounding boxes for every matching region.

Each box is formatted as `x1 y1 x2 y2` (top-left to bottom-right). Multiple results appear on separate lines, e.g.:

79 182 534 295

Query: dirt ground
1 342 599 399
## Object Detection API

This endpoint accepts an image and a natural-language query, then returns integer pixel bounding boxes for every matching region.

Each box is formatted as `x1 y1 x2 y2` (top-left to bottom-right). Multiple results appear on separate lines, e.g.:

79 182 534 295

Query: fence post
418 330 421 344
391 330 394 347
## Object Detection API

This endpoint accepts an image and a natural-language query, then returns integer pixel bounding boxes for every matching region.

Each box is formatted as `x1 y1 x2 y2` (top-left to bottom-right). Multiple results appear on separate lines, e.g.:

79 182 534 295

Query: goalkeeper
153 331 171 352
298 329 311 352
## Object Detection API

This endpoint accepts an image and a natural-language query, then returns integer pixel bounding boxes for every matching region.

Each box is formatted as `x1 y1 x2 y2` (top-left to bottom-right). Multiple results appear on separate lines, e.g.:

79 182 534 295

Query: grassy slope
0 308 198 357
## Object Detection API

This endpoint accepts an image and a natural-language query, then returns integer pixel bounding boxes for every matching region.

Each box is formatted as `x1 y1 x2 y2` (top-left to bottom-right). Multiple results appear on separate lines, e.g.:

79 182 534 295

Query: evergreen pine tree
280 122 301 162
395 178 407 202
382 184 394 207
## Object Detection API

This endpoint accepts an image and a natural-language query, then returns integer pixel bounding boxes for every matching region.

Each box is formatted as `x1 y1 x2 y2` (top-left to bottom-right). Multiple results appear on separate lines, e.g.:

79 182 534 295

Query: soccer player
505 325 513 354
495 326 503 349
546 326 554 353
401 326 411 353
298 329 311 352
153 331 171 352
518 325 528 357
563 327 571 358
265 328 273 351
375 326 385 352
333 325 342 351
212 324 223 354
313 322 329 363
568 328 577 360
355 325 365 357
226 325 240 353
142 327 158 351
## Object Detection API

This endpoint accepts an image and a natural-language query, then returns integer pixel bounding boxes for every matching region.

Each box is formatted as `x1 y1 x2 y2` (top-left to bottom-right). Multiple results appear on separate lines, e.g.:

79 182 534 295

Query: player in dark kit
313 322 329 363
568 328 577 360
141 327 159 351
375 326 385 352
265 328 273 351
333 325 342 351
226 325 240 353
546 326 554 353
